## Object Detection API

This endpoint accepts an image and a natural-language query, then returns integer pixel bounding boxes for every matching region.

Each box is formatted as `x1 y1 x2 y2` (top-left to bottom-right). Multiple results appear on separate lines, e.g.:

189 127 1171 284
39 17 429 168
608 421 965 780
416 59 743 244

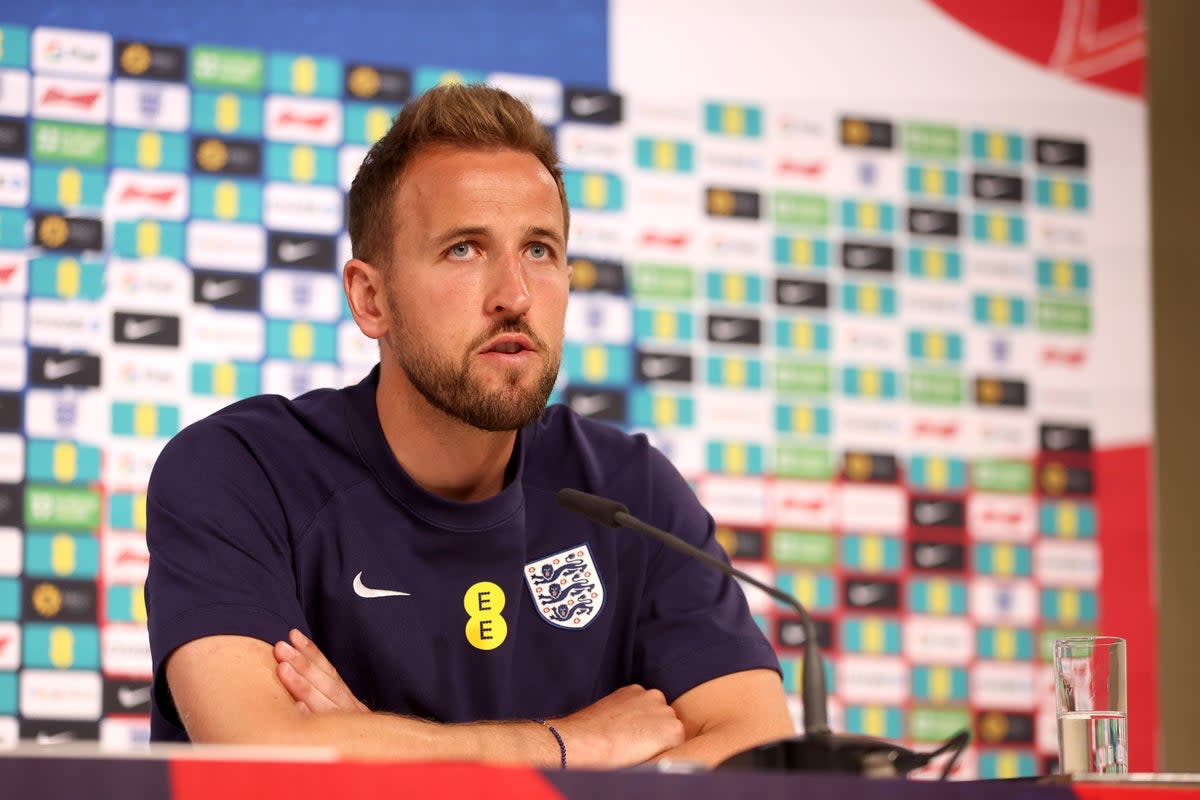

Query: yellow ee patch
464 581 508 651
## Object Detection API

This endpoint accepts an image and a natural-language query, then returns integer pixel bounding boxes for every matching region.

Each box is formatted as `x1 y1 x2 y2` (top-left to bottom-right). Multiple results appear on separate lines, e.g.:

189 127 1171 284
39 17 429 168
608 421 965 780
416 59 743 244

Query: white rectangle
705 229 767 269
0 250 28 296
968 494 1036 542
566 212 629 259
27 299 108 351
0 70 30 116
186 308 265 360
836 655 909 704
0 158 30 207
565 293 633 345
25 388 107 441
769 480 835 529
488 72 562 126
103 531 151 584
627 96 698 136
102 624 153 678
642 428 703 480
837 483 906 533
1033 540 1100 587
263 182 343 234
833 401 907 450
337 320 378 369
105 258 190 312
969 578 1038 626
186 221 266 272
264 95 342 144
732 562 775 616
965 329 1036 374
100 717 152 749
0 621 18 669
32 27 112 78
697 475 767 526
897 281 969 327
0 528 20 577
970 661 1037 711
104 350 188 400
0 297 24 342
102 440 165 491
262 271 344 322
261 360 339 398
558 122 631 172
106 169 188 220
0 716 14 749
32 75 109 123
20 669 102 720
902 615 974 665
697 390 771 438
111 79 189 131
0 434 22 482
339 144 369 191
0 345 24 390
972 411 1037 458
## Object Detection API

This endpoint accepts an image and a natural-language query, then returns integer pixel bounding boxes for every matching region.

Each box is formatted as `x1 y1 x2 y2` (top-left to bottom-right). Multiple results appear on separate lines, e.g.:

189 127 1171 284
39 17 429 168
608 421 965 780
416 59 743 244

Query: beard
387 316 560 432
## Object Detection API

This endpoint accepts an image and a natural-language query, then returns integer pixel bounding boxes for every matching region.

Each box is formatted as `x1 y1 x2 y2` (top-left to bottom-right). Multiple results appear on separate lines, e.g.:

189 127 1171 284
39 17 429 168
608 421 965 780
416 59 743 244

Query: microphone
556 487 969 778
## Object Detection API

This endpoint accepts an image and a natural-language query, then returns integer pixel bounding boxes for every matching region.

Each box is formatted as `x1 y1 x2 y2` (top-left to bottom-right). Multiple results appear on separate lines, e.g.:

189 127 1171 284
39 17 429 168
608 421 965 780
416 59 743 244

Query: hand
550 684 685 769
273 629 369 715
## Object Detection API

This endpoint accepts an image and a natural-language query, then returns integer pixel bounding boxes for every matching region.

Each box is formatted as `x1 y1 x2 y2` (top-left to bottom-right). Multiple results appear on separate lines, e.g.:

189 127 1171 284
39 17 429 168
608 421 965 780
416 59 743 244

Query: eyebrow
430 225 566 249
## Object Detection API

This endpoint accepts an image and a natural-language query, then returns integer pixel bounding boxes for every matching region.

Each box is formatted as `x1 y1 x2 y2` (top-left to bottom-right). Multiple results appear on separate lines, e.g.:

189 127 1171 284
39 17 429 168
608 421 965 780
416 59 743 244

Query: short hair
347 83 569 266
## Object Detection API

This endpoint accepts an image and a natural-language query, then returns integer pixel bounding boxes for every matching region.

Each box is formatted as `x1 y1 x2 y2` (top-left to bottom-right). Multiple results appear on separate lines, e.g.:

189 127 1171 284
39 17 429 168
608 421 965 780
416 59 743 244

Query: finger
276 639 368 713
289 629 343 682
276 660 338 713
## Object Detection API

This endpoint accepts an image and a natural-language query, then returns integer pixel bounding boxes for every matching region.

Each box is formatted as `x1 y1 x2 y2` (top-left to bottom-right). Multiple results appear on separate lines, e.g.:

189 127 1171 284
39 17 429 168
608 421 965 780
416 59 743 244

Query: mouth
479 335 536 356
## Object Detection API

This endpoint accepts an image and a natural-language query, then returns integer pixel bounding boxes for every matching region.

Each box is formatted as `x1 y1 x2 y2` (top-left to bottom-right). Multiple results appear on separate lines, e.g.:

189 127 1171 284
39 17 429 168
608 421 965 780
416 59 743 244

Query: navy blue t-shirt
146 366 779 741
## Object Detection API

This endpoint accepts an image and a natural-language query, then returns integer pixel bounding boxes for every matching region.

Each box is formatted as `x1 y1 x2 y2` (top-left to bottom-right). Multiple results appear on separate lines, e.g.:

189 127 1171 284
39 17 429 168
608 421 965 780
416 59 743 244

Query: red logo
119 185 178 205
781 497 825 512
0 633 10 655
277 111 331 129
638 231 689 249
1042 347 1086 366
116 548 149 566
0 264 18 285
914 420 958 438
41 87 102 109
982 509 1024 525
777 159 826 178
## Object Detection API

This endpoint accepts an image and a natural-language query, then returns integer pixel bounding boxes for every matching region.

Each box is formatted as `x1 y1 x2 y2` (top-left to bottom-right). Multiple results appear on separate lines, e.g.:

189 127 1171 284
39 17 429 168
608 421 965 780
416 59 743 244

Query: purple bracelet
533 718 566 769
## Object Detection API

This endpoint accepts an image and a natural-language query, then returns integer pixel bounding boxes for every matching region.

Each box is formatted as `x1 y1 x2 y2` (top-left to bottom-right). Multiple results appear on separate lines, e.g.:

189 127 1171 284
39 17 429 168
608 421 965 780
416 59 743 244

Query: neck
374 361 520 503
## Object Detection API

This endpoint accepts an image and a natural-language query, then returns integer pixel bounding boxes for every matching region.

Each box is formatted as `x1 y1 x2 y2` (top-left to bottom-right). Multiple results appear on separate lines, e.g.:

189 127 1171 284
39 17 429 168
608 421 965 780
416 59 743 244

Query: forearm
655 717 793 769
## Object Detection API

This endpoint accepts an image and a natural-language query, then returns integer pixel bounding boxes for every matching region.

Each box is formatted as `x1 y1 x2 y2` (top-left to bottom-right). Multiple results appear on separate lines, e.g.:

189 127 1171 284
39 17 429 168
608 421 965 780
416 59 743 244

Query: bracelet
533 718 566 769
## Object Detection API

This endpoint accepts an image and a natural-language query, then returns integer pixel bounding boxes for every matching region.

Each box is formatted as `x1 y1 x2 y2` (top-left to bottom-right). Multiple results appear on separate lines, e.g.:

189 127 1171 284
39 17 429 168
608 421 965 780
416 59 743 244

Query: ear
343 257 390 340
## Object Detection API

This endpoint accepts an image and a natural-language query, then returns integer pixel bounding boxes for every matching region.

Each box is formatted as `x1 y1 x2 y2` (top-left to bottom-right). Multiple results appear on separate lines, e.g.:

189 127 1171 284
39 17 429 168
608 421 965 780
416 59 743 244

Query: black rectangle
976 710 1035 745
112 311 181 347
706 314 762 345
716 527 765 561
564 387 626 423
115 40 187 81
563 88 623 124
1035 136 1088 168
569 257 627 295
22 578 98 623
345 63 411 102
1040 423 1092 452
775 278 828 309
974 377 1027 408
0 391 21 430
192 136 262 176
0 482 21 527
1039 462 1094 496
841 451 898 483
29 350 102 388
635 350 693 384
193 270 262 310
907 207 960 237
19 719 101 745
777 617 834 650
33 213 103 252
910 540 966 571
268 232 337 271
910 497 966 529
705 187 760 219
840 116 894 149
0 117 27 157
844 578 900 610
103 678 154 716
842 242 895 273
972 172 1024 203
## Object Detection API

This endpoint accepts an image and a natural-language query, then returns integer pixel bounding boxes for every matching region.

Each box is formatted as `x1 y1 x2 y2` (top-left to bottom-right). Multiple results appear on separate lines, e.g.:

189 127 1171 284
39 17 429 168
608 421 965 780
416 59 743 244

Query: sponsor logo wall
0 21 1131 777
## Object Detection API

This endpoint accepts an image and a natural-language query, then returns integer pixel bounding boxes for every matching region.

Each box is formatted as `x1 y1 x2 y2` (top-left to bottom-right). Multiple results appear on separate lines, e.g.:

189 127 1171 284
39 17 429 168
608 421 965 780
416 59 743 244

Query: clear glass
1053 636 1128 775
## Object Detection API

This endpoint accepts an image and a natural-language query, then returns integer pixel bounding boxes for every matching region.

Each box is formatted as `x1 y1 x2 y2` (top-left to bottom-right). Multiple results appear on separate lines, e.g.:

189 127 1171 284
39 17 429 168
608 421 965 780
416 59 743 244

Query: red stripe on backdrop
1095 444 1157 771
170 759 565 800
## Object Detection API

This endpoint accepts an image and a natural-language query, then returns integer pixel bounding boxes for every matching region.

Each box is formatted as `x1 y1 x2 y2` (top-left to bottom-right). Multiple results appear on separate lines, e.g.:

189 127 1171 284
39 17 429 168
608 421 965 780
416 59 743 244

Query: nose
486 251 532 318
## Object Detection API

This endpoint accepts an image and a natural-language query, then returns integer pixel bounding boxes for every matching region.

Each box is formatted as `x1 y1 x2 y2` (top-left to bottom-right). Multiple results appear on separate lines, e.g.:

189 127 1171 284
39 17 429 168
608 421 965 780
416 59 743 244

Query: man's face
381 144 569 431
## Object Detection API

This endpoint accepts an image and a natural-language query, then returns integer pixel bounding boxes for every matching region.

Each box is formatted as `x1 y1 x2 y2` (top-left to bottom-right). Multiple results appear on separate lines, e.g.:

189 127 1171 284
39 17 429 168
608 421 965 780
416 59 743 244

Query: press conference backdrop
0 0 1153 779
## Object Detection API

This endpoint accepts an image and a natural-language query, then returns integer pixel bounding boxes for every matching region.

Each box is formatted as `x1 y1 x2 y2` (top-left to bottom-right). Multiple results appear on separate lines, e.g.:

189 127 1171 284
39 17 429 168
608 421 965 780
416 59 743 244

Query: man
147 84 793 768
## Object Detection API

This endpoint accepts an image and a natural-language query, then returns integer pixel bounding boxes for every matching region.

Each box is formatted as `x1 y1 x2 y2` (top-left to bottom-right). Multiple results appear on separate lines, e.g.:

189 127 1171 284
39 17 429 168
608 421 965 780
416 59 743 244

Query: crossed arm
165 631 794 768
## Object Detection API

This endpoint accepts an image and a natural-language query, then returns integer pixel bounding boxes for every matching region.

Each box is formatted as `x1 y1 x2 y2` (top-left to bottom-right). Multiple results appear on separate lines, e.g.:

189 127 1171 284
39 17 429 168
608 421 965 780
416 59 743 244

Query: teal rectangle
906 247 962 280
343 102 401 145
22 623 101 669
25 440 102 483
629 389 695 428
973 543 1033 577
1040 589 1099 623
844 706 905 739
912 666 969 702
191 361 262 397
705 356 764 389
840 199 896 233
705 441 765 475
775 573 836 611
0 671 15 714
414 67 486 94
32 165 107 210
0 209 25 248
29 256 106 300
105 585 143 624
190 177 263 223
0 25 30 67
977 627 1035 660
0 578 18 619
772 235 830 268
1036 258 1090 292
633 307 695 342
840 619 903 656
109 493 139 530
971 212 1027 245
841 283 897 315
705 272 763 304
841 367 899 400
112 128 189 172
267 52 342 97
779 656 835 696
113 219 186 260
192 91 265 137
24 531 100 579
1039 501 1098 537
774 319 832 355
971 131 1024 163
908 578 968 615
906 164 961 198
264 320 339 362
634 137 694 172
908 456 967 492
972 294 1028 326
1036 177 1089 210
703 102 762 137
979 751 1038 780
265 142 338 185
773 402 831 436
841 536 902 572
907 330 963 363
561 342 633 387
111 403 182 438
563 169 623 211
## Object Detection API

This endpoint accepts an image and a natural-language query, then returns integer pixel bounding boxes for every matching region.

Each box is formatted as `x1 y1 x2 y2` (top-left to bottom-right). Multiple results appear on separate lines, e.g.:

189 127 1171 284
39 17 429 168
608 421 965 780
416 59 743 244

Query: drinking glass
1053 636 1128 775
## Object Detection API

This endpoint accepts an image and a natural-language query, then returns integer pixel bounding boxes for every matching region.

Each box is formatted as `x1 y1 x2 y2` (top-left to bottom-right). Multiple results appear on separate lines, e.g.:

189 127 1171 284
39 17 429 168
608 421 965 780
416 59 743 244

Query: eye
449 242 475 259
528 243 549 260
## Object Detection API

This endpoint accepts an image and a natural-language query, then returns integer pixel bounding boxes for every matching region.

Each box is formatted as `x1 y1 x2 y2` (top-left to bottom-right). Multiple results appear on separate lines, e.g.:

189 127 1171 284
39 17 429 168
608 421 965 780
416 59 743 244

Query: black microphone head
556 488 628 528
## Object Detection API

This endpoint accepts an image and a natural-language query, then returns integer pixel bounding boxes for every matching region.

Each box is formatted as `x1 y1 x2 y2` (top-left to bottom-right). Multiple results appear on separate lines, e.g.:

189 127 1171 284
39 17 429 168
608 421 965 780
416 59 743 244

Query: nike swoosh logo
278 240 320 262
845 248 882 269
201 279 243 301
353 571 410 598
117 685 152 708
570 95 609 116
976 177 1005 198
123 319 163 340
778 284 815 305
569 394 610 417
910 212 942 234
914 504 951 525
710 320 748 341
43 358 82 380
36 731 75 745
1045 430 1075 450
914 544 952 568
1039 143 1071 164
847 585 886 606
640 357 680 379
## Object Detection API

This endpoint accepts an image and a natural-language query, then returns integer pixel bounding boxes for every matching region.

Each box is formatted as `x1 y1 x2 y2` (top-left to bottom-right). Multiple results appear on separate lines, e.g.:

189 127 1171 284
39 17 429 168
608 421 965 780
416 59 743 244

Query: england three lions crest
525 543 604 629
